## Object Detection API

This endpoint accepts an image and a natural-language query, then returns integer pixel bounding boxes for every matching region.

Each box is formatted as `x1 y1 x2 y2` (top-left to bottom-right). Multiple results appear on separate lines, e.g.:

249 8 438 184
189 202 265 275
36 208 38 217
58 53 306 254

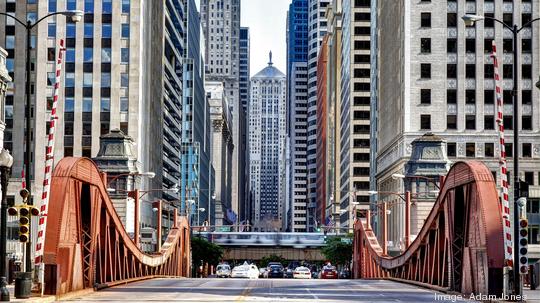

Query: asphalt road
64 278 472 302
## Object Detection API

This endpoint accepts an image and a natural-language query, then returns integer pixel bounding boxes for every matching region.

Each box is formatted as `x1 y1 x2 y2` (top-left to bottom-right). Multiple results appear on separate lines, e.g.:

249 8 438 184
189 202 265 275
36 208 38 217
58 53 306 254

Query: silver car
216 264 231 278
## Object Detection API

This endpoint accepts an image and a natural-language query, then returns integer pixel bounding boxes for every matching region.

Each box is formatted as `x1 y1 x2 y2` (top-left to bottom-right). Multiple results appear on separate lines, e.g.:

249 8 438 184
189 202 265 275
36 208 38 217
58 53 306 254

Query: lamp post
462 14 540 297
0 10 83 275
0 149 13 301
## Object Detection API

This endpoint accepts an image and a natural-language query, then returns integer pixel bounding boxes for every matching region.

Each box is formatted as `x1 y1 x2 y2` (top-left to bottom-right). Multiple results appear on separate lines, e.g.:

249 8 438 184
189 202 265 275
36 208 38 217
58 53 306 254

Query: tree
259 254 286 268
321 235 353 266
191 236 224 266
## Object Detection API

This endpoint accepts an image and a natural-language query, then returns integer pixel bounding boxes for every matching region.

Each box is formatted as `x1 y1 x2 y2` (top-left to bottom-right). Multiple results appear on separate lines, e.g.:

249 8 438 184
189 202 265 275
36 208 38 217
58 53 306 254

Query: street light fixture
0 149 13 301
461 13 540 297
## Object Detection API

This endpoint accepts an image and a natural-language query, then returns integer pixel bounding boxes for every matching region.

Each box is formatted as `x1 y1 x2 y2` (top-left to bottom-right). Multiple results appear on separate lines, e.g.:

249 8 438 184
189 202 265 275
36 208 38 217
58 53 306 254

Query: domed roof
252 51 285 79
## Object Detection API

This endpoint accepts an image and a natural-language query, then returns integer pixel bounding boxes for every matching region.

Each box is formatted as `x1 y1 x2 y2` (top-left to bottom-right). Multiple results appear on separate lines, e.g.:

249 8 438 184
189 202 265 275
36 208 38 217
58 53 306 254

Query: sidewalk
4 285 56 302
524 288 539 303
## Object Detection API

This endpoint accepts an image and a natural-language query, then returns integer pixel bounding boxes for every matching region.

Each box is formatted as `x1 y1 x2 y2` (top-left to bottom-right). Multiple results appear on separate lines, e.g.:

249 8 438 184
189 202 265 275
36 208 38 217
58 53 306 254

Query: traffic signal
518 219 528 275
19 205 30 243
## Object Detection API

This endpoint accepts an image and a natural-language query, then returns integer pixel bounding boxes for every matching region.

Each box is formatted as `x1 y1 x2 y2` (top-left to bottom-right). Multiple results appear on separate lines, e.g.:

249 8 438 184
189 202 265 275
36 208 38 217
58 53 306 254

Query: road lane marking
235 281 253 302
305 286 319 300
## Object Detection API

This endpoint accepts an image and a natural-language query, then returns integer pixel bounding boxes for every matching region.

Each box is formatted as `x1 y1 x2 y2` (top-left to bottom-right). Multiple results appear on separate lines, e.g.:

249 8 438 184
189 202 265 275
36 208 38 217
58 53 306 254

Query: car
216 264 231 278
311 271 319 279
339 268 351 279
320 266 338 279
284 267 294 278
267 264 285 278
293 266 311 279
259 267 268 278
231 262 259 279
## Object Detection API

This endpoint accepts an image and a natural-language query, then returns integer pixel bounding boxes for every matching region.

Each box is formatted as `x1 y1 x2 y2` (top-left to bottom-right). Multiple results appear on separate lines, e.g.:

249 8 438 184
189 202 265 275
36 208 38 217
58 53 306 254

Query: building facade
338 0 372 230
207 81 234 227
373 0 540 258
286 0 309 232
200 0 244 223
306 0 331 231
249 55 287 231
239 26 250 222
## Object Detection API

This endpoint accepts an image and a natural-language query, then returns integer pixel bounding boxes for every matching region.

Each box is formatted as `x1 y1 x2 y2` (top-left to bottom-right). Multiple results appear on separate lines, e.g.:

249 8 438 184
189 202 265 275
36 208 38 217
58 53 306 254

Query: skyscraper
338 0 372 230
239 27 250 222
286 0 309 232
372 0 540 255
180 0 212 226
200 0 244 222
306 0 330 231
249 54 287 232
239 27 250 112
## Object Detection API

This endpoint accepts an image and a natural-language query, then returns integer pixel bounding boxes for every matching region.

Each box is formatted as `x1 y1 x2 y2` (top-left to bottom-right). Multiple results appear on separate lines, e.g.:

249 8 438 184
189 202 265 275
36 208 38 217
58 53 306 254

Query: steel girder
353 161 505 296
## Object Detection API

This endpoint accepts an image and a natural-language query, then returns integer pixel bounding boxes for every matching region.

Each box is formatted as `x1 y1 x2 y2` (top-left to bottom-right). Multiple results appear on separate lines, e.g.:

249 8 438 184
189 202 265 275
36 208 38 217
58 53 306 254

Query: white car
216 264 231 278
231 263 259 279
293 266 312 279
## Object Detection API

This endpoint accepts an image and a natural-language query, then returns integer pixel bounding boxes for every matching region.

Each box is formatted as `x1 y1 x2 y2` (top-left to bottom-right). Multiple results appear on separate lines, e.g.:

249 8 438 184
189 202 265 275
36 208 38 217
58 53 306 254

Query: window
522 116 532 130
522 90 532 105
522 39 532 53
503 65 513 78
66 48 75 62
522 65 532 79
49 0 57 12
465 115 476 130
84 0 94 12
121 48 129 64
484 64 493 79
120 98 129 112
503 116 513 130
484 13 495 27
505 143 513 157
484 115 494 130
447 143 456 157
83 98 92 112
503 39 513 53
484 90 494 104
503 13 513 26
447 64 457 78
420 64 431 78
100 98 110 112
122 0 130 13
523 143 532 158
102 0 112 13
102 24 112 38
120 73 129 88
484 39 493 53
420 89 431 104
447 115 457 130
421 13 431 27
466 143 475 157
447 39 457 53
48 23 56 37
503 91 513 105
466 64 475 78
420 115 431 130
47 72 55 86
465 39 475 53
485 143 494 157
447 13 457 27
465 90 475 104
420 38 431 53
83 73 93 87
47 48 55 61
447 89 457 104
101 48 111 63
65 98 74 112
101 73 111 87
121 24 130 38
66 0 76 10
66 23 76 38
84 23 93 38
84 47 93 62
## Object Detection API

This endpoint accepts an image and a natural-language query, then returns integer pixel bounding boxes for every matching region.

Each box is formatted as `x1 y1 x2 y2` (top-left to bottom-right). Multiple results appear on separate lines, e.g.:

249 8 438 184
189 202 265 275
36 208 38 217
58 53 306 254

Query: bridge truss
43 157 190 296
353 161 505 296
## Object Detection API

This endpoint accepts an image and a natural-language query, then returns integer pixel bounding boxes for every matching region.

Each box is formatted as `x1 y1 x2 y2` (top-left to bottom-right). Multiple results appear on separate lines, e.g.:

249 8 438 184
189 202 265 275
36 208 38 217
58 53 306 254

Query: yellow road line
235 281 253 302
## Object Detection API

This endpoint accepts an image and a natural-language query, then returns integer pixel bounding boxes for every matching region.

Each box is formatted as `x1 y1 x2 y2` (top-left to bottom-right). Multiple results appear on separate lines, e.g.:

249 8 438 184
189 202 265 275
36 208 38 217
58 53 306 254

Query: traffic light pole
0 166 11 301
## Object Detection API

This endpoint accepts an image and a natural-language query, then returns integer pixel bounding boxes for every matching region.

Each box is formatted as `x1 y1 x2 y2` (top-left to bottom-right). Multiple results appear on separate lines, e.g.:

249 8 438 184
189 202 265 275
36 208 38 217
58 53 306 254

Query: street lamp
0 149 13 301
106 171 155 188
0 11 83 277
461 14 540 297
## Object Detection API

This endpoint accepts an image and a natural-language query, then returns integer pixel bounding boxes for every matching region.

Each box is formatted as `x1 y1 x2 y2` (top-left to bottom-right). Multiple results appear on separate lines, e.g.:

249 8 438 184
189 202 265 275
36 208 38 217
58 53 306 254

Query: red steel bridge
353 161 505 296
42 157 191 296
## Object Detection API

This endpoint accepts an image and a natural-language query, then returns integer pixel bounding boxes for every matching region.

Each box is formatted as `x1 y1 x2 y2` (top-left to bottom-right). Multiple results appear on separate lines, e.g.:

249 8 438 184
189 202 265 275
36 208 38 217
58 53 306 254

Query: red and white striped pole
491 41 513 266
34 39 65 293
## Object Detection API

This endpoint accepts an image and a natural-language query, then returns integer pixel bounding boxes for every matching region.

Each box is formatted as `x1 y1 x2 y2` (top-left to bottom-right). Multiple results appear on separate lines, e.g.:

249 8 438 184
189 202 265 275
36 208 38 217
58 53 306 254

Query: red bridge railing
43 157 190 296
353 161 505 296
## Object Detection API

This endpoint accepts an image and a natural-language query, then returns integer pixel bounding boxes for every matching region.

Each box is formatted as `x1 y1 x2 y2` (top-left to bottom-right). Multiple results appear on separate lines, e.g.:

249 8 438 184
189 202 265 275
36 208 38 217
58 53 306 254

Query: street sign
341 238 352 244
219 227 230 232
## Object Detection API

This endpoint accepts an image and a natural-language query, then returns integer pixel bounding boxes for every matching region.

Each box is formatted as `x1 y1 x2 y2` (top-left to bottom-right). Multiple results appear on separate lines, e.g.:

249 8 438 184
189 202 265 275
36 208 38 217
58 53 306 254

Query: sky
241 0 291 76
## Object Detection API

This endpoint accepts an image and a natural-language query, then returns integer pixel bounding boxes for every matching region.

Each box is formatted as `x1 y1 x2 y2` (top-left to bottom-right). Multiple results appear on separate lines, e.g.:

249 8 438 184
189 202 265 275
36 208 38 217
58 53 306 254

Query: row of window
420 89 534 106
49 0 130 14
420 114 533 131
446 142 534 158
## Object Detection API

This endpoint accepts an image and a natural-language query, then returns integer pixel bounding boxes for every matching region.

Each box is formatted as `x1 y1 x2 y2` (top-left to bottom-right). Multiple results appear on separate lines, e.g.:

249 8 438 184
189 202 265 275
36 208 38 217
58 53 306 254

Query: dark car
321 266 338 279
284 267 294 278
339 268 351 279
267 264 285 278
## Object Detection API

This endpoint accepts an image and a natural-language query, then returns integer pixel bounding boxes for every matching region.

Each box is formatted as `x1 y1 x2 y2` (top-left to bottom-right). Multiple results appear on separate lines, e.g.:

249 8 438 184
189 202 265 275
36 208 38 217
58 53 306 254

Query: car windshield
270 265 282 270
217 265 229 270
